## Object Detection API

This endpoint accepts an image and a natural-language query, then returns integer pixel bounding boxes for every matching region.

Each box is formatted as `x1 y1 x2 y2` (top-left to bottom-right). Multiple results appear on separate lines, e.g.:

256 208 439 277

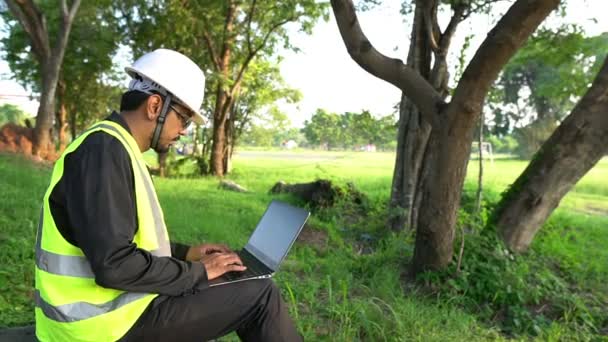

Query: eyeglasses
169 104 192 128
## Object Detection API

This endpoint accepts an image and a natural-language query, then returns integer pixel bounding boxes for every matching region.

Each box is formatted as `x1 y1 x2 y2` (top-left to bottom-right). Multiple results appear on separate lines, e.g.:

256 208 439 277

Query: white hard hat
125 49 206 125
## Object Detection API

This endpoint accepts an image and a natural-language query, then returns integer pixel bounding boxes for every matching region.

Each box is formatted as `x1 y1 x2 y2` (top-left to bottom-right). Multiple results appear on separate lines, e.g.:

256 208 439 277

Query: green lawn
1 151 606 340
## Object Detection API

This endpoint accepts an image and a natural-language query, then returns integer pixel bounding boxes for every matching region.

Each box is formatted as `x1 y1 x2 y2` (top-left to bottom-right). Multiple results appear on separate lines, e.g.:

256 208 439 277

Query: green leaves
495 26 608 124
301 109 396 150
0 104 29 126
1 0 124 135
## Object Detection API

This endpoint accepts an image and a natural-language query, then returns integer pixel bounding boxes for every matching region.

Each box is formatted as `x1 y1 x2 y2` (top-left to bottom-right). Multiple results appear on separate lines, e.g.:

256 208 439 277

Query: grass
1 151 607 340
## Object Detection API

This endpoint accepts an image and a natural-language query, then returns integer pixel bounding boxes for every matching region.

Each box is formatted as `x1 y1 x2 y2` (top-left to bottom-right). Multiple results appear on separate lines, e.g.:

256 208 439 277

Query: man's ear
145 94 163 121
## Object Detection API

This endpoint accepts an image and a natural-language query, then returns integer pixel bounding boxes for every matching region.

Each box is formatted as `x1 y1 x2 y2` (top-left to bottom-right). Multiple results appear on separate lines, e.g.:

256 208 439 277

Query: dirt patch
296 223 328 252
0 123 57 161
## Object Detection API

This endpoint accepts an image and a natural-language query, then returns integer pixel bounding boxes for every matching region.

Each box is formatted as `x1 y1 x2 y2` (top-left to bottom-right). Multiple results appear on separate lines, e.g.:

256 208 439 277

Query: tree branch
422 0 440 53
219 0 238 70
331 0 444 123
202 28 221 71
461 0 509 22
67 0 80 21
245 0 257 55
230 15 296 99
61 0 68 19
5 0 51 60
52 0 81 63
439 4 465 54
450 0 559 118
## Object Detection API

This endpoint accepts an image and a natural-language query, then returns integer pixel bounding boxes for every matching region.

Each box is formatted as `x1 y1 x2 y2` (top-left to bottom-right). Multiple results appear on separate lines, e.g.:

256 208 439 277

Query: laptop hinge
242 247 275 273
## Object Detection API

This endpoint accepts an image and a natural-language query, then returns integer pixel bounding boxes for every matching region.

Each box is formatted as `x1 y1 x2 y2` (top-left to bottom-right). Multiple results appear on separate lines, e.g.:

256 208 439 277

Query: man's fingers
218 244 232 253
217 253 243 265
226 264 247 272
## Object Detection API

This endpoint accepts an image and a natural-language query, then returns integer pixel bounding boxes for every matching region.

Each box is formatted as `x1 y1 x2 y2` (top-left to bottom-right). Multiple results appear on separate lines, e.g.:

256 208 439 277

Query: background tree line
238 108 397 150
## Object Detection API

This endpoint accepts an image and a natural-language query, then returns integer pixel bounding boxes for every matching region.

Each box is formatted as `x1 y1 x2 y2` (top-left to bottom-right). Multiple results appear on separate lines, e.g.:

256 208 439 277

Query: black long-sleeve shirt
48 112 208 296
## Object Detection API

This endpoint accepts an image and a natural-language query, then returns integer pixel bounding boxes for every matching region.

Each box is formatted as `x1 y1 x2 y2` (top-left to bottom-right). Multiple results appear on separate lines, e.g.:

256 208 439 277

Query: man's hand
185 243 232 262
200 252 247 280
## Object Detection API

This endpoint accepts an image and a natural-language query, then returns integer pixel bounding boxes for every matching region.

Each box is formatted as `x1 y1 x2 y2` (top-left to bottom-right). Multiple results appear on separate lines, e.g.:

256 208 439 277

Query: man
34 49 302 342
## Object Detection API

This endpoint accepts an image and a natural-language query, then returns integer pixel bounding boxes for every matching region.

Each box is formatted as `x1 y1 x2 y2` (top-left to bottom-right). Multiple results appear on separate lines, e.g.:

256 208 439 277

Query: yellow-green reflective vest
35 120 171 342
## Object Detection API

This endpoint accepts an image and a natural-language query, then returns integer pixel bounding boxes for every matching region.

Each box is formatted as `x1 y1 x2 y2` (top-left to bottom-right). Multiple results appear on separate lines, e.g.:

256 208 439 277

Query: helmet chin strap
151 93 173 151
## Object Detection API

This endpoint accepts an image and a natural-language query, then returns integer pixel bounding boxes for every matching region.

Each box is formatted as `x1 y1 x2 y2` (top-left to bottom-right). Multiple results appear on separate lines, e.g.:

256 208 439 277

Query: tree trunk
5 0 82 159
413 105 478 273
158 151 168 177
192 124 200 156
494 57 608 252
69 105 77 142
211 114 227 176
32 66 58 158
56 79 69 152
208 0 237 177
388 3 434 232
224 109 234 174
475 113 484 214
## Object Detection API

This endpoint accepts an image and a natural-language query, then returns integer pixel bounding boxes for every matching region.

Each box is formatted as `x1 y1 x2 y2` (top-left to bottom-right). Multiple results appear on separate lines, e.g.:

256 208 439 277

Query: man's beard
153 144 170 154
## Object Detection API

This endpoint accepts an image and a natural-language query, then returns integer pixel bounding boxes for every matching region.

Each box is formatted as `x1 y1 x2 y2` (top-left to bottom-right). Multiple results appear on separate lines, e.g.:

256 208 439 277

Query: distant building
282 140 298 149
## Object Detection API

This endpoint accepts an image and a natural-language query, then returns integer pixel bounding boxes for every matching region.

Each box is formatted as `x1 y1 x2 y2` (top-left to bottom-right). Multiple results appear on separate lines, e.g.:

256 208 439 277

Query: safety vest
35 120 171 342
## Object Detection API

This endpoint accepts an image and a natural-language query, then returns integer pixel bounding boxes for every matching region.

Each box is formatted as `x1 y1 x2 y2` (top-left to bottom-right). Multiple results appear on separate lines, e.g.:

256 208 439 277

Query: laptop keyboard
223 250 269 281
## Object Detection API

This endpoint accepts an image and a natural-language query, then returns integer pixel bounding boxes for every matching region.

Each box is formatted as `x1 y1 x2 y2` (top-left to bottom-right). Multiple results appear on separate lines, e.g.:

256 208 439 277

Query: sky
1 1 605 127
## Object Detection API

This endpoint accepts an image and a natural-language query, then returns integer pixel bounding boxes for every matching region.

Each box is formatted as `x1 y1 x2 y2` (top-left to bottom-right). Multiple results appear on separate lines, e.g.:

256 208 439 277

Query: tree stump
269 179 367 210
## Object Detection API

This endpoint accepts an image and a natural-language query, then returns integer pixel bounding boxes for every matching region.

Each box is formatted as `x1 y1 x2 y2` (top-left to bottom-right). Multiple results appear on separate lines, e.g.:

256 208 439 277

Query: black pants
120 279 302 342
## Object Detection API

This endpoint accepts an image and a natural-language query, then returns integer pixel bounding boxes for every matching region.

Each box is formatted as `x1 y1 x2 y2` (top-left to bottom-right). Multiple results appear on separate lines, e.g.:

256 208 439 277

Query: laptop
208 200 310 287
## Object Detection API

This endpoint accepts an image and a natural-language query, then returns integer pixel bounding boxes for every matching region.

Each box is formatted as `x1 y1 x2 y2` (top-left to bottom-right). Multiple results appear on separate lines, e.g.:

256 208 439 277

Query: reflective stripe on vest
35 289 149 323
35 120 171 341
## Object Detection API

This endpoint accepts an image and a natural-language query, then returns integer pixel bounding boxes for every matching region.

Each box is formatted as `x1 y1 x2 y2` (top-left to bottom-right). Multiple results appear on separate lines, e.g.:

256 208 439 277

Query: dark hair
120 90 152 111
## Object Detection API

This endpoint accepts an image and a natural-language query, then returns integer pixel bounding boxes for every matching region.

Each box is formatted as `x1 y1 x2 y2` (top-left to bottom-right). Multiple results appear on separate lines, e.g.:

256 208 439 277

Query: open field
1 151 607 340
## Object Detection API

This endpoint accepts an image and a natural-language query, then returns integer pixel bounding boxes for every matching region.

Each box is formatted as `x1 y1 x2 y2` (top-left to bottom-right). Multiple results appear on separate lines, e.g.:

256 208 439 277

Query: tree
119 0 326 176
498 27 607 123
493 56 608 252
301 109 396 150
331 0 560 273
385 0 474 234
4 0 81 157
301 109 342 149
198 0 326 176
230 59 302 154
3 0 122 149
0 104 29 125
374 114 398 150
486 28 608 158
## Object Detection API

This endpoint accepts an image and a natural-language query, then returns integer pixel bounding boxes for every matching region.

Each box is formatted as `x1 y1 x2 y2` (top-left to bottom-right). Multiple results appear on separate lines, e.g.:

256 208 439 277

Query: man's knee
228 279 280 306
245 279 282 312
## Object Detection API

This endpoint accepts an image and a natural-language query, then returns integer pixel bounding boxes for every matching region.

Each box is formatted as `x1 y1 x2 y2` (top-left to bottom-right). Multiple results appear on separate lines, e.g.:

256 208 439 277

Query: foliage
418 187 607 337
0 104 29 126
234 60 302 148
487 27 608 135
1 0 124 137
301 109 397 150
233 59 302 146
118 0 328 174
485 134 518 155
512 118 558 159
301 109 342 150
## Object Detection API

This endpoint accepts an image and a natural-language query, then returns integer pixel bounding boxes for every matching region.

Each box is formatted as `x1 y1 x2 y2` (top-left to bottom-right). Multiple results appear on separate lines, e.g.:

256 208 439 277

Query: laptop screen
244 201 310 271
